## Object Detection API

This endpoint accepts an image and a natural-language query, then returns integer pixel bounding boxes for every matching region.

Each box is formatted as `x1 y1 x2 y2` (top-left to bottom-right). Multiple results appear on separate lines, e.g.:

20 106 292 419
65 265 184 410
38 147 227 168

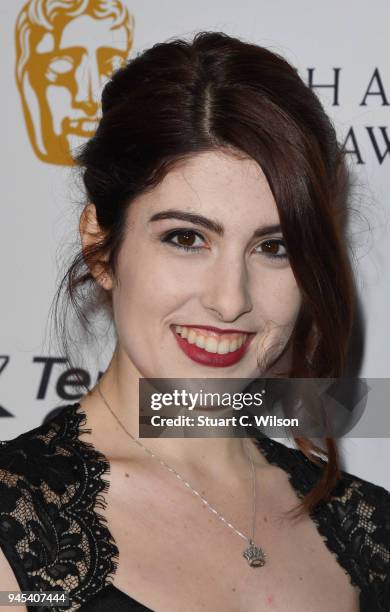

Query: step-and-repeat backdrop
1 0 389 489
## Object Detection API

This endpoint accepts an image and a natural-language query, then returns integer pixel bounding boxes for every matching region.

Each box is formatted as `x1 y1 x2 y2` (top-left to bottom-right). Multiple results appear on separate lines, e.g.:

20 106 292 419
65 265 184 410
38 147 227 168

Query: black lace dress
0 403 389 612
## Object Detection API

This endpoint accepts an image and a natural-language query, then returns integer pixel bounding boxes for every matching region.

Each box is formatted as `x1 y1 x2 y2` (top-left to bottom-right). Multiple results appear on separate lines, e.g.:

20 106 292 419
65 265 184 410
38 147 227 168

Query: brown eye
256 239 287 259
177 231 197 247
162 229 205 252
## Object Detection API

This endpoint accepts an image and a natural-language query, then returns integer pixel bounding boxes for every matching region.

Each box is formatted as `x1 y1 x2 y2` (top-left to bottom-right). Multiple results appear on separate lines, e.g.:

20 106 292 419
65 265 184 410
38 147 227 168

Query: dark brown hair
53 31 356 519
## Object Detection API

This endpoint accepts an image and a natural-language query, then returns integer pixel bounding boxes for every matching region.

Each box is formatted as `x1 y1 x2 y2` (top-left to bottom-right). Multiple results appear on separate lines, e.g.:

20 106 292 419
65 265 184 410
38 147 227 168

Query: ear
79 204 113 290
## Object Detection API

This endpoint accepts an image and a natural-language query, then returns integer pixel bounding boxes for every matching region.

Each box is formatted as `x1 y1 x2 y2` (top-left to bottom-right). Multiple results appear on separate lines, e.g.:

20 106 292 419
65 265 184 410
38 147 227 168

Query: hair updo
53 31 356 517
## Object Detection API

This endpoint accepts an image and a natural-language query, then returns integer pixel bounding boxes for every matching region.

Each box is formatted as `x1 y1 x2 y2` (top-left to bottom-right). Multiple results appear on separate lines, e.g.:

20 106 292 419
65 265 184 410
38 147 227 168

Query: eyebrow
148 209 282 239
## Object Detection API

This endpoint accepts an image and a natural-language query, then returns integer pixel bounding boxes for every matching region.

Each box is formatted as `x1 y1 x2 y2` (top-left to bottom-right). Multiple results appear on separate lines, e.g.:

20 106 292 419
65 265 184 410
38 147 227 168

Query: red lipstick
171 326 256 368
180 324 255 337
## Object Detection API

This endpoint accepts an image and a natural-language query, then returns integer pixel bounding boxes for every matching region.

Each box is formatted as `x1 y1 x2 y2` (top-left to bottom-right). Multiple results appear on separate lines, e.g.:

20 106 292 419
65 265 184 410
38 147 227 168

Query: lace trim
0 403 119 612
0 404 389 611
253 436 390 611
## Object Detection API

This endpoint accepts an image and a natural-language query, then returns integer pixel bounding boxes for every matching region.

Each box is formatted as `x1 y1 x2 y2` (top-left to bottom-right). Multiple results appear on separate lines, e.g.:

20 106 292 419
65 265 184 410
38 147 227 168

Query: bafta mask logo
15 0 134 165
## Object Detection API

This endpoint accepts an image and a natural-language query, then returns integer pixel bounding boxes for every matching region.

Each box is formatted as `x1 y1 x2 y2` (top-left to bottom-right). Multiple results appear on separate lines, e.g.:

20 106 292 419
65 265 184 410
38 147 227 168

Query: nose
200 256 253 322
73 53 100 115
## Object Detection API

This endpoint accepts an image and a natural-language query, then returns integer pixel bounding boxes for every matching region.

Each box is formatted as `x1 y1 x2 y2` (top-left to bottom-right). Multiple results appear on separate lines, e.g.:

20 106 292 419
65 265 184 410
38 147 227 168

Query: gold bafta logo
15 0 134 165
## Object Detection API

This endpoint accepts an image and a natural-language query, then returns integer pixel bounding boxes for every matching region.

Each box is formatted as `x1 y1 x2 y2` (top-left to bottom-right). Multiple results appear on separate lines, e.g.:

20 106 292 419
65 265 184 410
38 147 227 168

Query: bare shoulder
0 548 27 610
0 546 21 589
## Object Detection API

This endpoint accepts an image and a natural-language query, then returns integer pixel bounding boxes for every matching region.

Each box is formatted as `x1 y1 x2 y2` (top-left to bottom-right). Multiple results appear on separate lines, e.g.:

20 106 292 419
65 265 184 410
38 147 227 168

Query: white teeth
229 338 238 352
205 337 218 353
217 340 230 354
174 325 249 355
187 329 197 344
195 335 206 349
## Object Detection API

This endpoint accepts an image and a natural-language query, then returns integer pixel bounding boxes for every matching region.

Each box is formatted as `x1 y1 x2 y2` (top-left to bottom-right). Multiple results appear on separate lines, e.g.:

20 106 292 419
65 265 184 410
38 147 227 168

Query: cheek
260 271 302 323
252 272 302 371
111 243 198 377
111 245 189 338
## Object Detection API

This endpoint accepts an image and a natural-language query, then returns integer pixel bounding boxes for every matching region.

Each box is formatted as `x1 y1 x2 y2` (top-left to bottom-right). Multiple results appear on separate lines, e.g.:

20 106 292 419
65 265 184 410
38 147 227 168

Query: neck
88 346 266 479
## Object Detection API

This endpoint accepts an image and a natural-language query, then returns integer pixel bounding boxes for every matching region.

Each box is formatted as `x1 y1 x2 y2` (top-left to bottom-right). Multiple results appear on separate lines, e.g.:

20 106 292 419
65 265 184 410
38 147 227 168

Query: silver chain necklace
97 381 266 567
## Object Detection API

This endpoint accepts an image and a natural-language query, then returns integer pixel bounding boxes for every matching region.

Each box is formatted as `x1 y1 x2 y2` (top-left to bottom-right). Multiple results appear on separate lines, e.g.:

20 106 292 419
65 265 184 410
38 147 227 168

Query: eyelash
161 229 288 260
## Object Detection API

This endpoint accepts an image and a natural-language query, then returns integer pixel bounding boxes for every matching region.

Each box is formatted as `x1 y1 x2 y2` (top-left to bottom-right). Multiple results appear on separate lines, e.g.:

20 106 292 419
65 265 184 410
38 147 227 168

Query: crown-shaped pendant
243 540 266 567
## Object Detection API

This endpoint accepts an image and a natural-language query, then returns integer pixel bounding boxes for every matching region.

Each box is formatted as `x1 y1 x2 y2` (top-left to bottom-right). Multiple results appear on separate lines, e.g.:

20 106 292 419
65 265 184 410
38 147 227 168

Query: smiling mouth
171 324 256 367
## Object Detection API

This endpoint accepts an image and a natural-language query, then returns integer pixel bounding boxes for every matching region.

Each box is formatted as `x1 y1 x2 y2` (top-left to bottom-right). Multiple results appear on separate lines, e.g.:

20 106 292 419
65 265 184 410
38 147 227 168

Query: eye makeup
160 228 288 260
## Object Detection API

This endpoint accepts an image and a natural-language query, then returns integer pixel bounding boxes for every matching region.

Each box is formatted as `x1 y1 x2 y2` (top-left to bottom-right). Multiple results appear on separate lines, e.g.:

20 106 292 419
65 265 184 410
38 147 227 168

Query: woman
0 32 389 612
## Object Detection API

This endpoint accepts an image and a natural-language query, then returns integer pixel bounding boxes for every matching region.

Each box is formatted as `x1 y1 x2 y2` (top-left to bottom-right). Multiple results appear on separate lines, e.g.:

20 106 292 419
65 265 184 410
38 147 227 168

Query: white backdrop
1 0 389 489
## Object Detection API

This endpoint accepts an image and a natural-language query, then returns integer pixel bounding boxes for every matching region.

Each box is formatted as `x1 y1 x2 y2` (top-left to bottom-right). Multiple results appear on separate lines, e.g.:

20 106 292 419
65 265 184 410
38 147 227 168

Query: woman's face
110 149 302 380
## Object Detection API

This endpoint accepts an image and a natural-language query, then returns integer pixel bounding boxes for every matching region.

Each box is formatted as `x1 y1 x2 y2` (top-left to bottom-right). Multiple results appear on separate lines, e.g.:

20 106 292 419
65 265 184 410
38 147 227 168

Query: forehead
131 150 280 228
